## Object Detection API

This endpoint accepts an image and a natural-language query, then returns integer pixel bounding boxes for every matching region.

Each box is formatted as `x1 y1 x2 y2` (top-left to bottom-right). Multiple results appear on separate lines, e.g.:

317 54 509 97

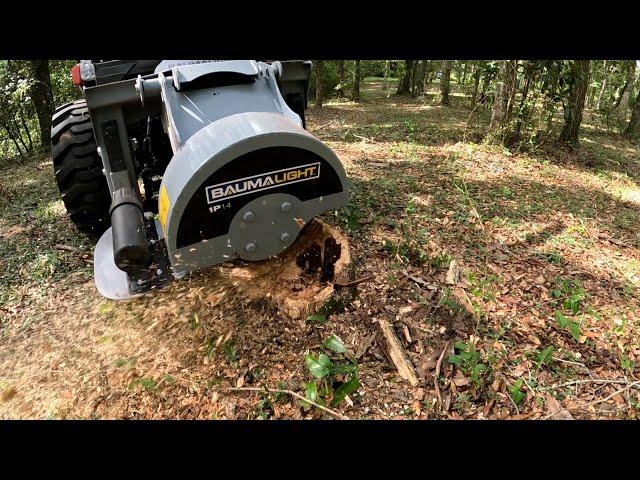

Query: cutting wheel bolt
281 202 291 213
245 242 256 253
243 211 255 222
280 232 291 242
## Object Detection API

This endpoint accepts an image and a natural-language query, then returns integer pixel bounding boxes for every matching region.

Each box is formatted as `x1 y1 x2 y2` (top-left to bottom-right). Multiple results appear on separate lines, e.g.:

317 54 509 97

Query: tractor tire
51 99 110 235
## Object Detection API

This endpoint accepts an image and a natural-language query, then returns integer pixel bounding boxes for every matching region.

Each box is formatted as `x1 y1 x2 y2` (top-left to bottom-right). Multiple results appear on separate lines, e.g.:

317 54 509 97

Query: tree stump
214 219 351 319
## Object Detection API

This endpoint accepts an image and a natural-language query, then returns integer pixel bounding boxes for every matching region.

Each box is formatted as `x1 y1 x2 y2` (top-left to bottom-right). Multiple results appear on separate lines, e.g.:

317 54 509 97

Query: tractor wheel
51 99 110 235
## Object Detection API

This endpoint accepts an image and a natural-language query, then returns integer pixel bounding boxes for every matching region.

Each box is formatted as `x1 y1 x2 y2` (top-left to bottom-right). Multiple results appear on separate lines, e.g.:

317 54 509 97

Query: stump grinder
51 60 348 299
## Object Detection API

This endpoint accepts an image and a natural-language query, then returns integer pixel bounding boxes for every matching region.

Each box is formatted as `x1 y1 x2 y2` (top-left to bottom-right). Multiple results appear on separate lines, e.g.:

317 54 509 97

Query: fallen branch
543 380 640 418
334 274 375 289
314 120 336 130
401 270 430 287
576 380 640 410
226 386 349 420
551 357 592 377
434 340 452 408
540 378 640 392
54 244 86 254
377 319 419 386
353 133 379 143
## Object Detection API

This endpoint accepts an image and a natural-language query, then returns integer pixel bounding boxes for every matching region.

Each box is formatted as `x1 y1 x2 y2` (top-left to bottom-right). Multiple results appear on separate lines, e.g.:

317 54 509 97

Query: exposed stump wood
215 219 351 319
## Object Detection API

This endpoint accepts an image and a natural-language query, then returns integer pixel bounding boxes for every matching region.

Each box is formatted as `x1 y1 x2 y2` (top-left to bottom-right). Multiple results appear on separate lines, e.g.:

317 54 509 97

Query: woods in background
310 59 640 151
1 60 639 165
0 60 79 161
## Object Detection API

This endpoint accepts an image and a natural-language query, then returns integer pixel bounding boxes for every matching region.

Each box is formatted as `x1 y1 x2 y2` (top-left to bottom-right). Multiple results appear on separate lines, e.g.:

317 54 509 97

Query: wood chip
446 259 460 285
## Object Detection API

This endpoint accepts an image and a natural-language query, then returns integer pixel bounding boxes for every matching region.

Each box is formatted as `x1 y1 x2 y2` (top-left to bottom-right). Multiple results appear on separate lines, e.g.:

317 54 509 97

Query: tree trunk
439 60 452 105
540 61 560 133
623 88 640 139
490 61 510 131
414 60 427 95
397 60 413 95
559 60 591 146
19 104 34 152
612 60 636 110
505 60 518 119
410 61 419 96
315 60 324 108
471 63 481 108
383 60 390 90
421 60 431 93
336 60 345 98
352 60 360 102
515 61 535 135
29 60 54 152
595 60 610 111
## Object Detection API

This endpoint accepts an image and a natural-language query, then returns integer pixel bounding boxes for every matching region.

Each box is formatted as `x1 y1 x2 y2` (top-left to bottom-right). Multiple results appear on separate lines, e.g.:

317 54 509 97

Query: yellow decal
158 185 170 234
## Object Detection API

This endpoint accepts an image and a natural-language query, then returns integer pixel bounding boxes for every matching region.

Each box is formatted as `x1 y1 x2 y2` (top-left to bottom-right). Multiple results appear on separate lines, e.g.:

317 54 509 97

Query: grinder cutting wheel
51 60 348 299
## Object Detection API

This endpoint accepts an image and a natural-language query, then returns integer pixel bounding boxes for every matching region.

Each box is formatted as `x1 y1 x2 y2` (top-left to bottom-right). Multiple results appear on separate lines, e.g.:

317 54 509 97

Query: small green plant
29 252 59 280
540 251 563 265
336 205 363 233
306 314 327 324
620 355 634 372
467 272 500 301
381 239 427 266
498 186 513 198
255 394 274 420
403 119 417 137
555 311 581 341
508 379 526 406
430 252 453 271
303 334 360 410
552 277 586 315
114 357 134 368
448 341 488 389
535 346 555 369
130 377 157 391
222 339 237 363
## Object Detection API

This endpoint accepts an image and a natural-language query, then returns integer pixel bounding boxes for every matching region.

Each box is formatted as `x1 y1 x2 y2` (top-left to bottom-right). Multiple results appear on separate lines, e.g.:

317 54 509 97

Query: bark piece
377 319 419 386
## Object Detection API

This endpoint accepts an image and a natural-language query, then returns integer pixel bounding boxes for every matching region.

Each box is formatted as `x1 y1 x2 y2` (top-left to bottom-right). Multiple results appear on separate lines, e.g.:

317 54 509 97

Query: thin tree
559 60 591 146
352 60 360 102
410 61 420 95
336 60 345 98
29 60 54 152
623 88 640 140
315 60 324 108
470 62 482 108
595 60 611 111
421 60 432 94
439 60 452 105
383 60 390 90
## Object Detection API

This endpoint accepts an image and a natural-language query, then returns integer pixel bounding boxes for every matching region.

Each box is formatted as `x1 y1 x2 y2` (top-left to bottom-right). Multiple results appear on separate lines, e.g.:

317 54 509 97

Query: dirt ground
1 80 639 419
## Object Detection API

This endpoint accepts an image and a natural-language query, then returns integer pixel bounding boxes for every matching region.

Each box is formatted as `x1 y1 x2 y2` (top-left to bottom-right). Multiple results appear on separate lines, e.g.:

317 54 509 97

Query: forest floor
1 80 640 419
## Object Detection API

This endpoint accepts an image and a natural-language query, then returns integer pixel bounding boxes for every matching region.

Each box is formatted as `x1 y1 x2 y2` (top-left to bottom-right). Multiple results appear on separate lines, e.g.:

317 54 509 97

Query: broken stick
334 274 375 289
377 319 419 387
